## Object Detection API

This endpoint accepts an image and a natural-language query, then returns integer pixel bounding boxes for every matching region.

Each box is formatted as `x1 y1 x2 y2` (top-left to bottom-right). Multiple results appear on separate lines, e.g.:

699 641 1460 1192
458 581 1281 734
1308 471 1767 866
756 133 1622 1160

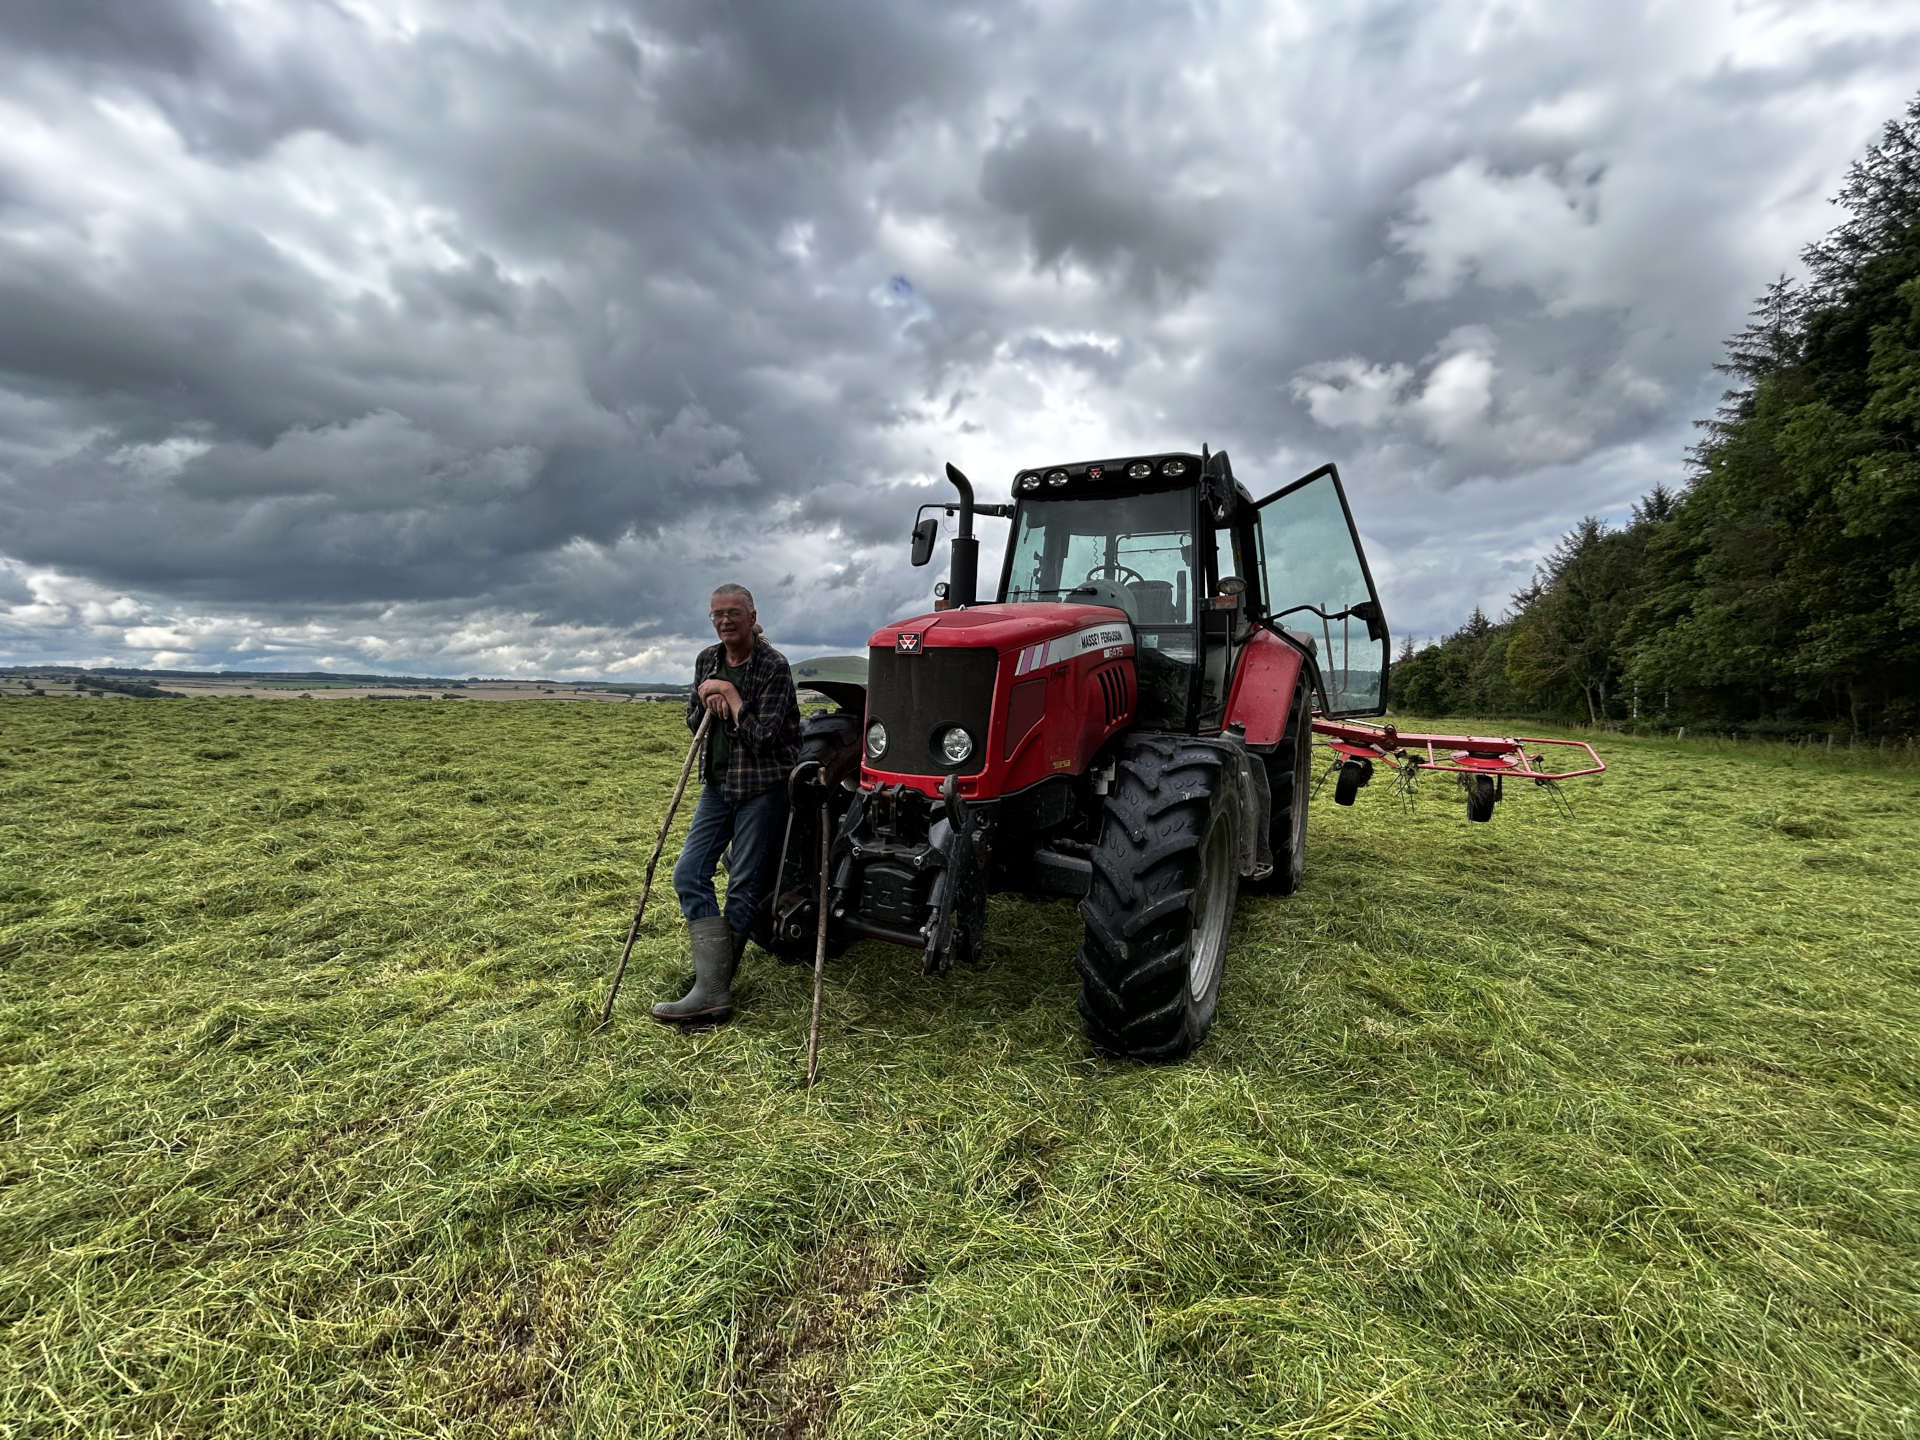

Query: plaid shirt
687 637 801 802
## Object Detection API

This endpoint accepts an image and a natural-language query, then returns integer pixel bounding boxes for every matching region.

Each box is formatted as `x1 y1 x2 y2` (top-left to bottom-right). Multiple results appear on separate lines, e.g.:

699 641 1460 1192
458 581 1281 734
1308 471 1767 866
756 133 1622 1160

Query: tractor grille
866 644 997 776
1094 663 1131 725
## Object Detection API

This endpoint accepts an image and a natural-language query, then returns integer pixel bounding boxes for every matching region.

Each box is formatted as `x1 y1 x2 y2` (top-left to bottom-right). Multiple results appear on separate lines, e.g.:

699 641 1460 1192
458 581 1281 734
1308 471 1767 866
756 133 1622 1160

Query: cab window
1004 489 1196 625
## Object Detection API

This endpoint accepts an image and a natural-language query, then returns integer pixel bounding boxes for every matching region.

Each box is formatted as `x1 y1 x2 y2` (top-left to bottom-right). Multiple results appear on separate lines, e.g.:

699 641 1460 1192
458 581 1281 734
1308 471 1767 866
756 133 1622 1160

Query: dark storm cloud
638 0 993 149
1 0 219 76
2 0 1917 675
0 0 365 158
980 122 1221 299
0 564 31 607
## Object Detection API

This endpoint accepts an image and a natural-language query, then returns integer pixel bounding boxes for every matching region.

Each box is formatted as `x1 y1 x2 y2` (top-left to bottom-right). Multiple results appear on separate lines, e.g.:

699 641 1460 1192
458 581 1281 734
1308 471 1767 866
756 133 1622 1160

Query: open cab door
1251 463 1389 717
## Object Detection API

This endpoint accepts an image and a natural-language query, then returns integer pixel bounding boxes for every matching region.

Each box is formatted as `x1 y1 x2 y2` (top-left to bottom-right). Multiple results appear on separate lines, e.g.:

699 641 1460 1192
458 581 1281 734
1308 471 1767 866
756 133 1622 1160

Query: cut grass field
2 698 1916 1438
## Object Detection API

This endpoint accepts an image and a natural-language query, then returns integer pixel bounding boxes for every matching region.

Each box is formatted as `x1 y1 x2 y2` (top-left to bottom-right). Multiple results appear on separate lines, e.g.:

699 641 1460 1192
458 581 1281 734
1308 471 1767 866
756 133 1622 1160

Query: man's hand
697 678 742 721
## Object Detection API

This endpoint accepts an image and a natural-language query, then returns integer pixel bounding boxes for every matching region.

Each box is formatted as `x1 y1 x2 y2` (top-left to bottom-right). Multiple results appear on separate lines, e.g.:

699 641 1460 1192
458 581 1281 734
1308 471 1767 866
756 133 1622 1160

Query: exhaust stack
944 461 979 608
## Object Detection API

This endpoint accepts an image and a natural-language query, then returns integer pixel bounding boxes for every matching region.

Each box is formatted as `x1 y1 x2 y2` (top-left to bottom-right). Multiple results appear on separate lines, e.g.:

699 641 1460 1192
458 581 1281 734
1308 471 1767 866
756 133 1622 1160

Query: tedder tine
805 795 830 1087
597 710 712 1030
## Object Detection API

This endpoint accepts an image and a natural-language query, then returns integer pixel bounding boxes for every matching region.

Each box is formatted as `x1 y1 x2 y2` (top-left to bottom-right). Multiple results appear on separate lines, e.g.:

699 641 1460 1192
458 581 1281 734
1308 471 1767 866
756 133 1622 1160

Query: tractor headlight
1046 470 1068 487
1160 458 1188 477
1127 461 1153 479
938 726 974 765
865 720 888 760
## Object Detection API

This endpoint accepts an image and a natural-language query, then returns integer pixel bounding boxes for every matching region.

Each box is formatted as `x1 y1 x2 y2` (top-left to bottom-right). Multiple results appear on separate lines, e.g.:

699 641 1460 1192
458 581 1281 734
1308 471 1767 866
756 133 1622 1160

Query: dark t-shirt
705 655 750 781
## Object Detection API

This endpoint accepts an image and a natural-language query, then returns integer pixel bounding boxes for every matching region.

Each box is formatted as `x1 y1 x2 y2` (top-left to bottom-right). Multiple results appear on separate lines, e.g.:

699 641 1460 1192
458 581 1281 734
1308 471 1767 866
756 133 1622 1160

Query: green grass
1 698 1916 1438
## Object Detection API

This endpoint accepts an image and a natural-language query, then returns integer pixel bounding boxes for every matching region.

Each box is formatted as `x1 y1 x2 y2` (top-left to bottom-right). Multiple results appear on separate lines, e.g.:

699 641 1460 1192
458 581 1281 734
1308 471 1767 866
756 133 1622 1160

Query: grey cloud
0 0 218 76
636 0 996 150
0 0 365 158
1008 335 1135 384
391 254 524 326
0 564 31 607
1698 32 1920 104
980 122 1222 299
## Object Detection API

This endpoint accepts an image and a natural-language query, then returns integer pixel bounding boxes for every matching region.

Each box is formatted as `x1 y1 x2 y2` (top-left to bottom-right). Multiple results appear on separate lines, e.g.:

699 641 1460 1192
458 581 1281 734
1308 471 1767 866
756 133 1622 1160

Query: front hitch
921 776 987 974
829 780 991 973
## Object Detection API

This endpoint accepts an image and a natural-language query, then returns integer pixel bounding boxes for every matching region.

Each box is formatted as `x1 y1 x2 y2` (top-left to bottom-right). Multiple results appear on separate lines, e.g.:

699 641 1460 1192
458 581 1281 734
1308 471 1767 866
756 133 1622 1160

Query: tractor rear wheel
1075 736 1244 1061
1249 681 1313 895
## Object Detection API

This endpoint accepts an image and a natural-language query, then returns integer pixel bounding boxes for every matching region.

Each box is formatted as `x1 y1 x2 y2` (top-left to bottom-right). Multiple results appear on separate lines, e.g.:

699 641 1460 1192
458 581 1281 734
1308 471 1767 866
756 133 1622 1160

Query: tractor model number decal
1015 622 1136 674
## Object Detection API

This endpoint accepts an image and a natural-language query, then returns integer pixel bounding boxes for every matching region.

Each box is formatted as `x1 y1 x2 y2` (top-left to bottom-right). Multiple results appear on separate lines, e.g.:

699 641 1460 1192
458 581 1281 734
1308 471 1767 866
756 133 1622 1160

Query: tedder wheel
1334 758 1372 807
1464 773 1497 823
752 710 862 962
1075 735 1244 1061
1248 680 1313 895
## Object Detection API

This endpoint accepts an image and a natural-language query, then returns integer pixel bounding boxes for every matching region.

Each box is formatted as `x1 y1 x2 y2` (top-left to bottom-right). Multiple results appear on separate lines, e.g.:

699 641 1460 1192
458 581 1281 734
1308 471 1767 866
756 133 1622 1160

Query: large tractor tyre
1075 736 1245 1061
1248 681 1313 896
750 711 861 963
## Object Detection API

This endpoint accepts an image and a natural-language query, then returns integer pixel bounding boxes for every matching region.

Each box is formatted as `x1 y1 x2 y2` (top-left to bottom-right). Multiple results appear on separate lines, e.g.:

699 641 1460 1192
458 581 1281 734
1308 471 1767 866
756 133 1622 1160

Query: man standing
654 583 802 1025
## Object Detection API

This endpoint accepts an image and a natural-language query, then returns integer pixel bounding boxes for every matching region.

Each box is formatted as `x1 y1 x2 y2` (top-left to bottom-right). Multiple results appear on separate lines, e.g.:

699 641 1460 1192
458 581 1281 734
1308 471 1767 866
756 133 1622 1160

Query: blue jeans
672 783 790 939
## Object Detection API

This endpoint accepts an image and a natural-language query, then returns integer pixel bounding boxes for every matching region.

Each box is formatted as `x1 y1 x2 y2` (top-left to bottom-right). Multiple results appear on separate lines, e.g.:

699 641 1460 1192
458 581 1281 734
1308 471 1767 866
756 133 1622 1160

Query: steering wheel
1084 562 1147 587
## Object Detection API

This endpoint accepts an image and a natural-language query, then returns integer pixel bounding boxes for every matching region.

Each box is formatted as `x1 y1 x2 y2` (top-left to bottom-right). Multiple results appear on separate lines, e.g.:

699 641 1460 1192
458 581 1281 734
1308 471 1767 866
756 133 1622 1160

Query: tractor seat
1126 580 1179 624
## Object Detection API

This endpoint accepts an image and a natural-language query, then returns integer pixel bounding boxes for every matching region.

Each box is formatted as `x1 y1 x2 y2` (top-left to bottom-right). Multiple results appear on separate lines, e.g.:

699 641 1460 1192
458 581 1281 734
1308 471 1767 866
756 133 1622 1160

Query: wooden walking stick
597 710 712 1029
805 795 831 1086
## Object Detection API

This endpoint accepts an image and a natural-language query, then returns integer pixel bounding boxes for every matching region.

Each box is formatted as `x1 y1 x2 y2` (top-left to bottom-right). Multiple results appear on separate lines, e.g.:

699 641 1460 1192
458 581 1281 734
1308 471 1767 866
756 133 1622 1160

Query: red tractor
759 449 1391 1060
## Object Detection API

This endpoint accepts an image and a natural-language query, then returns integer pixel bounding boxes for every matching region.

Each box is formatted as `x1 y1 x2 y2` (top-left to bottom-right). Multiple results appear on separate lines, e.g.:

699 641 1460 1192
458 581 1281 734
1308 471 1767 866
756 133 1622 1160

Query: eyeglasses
709 609 748 622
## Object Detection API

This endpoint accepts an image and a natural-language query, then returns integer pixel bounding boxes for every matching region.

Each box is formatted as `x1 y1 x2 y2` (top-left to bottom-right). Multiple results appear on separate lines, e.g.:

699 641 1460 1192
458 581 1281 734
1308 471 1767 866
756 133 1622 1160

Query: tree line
1393 95 1920 737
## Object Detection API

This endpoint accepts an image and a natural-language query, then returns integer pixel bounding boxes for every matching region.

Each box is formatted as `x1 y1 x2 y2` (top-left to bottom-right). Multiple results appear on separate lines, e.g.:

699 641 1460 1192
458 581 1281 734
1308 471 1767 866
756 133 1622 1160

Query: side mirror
910 516 939 567
1347 599 1386 643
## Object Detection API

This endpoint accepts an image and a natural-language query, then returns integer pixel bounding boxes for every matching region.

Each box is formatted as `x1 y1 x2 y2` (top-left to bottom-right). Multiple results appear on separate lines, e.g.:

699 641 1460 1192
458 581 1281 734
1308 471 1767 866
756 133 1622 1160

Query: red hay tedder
762 448 1605 1061
1311 718 1607 820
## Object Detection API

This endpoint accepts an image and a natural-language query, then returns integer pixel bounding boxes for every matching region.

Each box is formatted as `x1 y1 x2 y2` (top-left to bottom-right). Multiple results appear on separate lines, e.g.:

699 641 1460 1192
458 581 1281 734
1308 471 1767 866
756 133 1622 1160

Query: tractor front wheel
1075 736 1243 1061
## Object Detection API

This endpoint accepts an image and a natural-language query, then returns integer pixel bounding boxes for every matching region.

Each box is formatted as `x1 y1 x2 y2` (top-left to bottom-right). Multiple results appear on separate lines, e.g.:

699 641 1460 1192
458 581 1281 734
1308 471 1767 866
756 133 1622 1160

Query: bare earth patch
726 1236 923 1440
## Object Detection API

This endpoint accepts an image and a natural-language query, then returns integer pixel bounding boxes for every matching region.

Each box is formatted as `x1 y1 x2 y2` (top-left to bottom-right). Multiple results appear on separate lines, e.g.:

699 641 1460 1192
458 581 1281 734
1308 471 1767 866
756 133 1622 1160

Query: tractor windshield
1001 487 1201 727
1002 489 1197 623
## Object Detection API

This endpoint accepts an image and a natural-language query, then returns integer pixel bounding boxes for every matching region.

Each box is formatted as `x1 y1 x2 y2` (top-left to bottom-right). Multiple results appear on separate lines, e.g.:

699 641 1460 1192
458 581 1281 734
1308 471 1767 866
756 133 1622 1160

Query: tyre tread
1074 734 1237 1060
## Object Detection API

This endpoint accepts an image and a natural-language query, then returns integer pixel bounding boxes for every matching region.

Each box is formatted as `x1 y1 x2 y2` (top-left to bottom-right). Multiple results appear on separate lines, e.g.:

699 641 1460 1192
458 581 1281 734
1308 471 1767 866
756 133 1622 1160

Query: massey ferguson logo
1015 620 1137 675
895 632 923 654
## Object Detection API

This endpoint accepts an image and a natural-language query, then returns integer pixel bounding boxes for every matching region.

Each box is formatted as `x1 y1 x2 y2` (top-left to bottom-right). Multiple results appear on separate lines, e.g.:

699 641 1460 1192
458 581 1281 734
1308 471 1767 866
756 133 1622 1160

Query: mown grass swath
1 698 1916 1437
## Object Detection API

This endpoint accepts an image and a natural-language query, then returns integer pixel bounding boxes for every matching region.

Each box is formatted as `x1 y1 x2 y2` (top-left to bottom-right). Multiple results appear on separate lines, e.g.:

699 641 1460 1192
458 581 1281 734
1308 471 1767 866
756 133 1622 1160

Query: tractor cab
988 450 1390 727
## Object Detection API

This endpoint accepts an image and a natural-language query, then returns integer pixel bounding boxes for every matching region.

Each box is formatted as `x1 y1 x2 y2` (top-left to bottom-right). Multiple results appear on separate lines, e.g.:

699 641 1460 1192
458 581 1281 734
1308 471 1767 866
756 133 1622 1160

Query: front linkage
829 776 989 975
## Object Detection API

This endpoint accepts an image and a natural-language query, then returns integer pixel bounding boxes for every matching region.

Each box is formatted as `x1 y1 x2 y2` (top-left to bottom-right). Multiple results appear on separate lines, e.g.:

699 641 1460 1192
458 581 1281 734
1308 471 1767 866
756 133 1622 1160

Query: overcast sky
1 0 1916 679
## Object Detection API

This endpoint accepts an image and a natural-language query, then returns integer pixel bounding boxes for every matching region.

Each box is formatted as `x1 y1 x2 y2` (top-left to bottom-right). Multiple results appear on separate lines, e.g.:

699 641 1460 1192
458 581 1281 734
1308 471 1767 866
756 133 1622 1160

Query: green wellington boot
652 915 737 1025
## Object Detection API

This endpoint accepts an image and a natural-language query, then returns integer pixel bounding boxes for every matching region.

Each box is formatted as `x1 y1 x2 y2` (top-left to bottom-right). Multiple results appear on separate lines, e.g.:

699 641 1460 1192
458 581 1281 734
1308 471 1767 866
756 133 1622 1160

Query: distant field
0 675 681 702
1 699 1916 1438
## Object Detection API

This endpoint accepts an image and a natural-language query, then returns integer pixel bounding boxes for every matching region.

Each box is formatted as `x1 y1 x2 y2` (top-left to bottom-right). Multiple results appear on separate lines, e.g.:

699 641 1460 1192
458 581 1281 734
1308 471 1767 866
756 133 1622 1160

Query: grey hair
711 582 765 640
